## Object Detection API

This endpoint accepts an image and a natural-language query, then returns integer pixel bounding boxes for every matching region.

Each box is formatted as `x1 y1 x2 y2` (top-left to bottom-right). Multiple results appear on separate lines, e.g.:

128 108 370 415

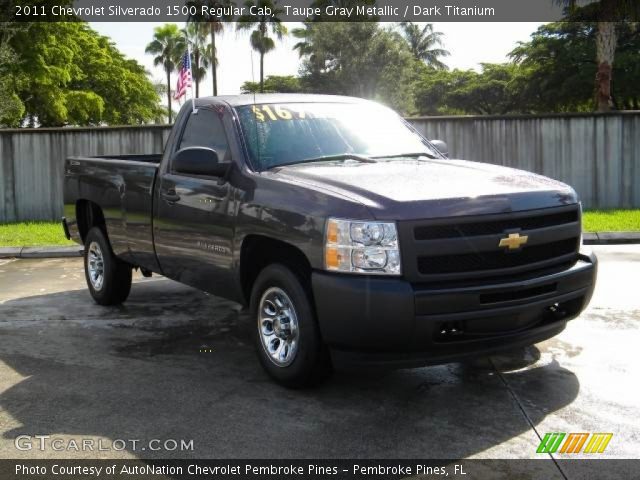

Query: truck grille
399 205 581 284
414 210 578 240
417 238 578 274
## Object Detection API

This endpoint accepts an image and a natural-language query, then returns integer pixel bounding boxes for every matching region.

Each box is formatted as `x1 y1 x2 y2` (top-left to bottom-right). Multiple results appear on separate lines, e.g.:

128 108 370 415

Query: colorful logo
537 433 613 454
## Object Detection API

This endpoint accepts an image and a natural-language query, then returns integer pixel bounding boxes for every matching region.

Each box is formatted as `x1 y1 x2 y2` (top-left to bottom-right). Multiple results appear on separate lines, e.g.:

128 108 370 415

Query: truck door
153 107 236 297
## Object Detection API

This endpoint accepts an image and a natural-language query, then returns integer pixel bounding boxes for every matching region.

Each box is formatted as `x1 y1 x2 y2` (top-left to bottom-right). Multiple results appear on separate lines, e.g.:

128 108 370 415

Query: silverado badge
499 232 528 250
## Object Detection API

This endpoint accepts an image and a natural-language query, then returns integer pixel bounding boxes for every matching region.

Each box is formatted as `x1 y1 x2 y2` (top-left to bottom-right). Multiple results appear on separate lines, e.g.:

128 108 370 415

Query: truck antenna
188 43 197 115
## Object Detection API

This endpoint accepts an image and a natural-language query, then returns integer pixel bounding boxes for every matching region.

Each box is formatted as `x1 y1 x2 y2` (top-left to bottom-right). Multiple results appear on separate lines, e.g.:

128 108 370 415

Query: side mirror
430 140 449 158
172 147 229 177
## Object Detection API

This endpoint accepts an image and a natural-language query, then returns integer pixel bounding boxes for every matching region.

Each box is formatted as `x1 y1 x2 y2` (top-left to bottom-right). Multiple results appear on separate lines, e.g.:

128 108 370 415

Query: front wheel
84 227 132 305
250 264 331 387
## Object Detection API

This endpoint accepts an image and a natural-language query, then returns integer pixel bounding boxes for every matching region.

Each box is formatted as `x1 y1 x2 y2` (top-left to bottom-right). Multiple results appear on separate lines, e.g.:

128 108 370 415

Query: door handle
161 189 181 203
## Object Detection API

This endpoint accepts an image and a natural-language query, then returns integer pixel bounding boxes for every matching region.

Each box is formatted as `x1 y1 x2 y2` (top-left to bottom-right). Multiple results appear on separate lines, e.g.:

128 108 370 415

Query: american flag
174 50 192 100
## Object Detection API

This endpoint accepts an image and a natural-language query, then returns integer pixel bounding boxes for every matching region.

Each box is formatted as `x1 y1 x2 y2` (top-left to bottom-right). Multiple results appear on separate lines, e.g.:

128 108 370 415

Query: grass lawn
582 209 640 232
0 222 75 247
0 211 638 247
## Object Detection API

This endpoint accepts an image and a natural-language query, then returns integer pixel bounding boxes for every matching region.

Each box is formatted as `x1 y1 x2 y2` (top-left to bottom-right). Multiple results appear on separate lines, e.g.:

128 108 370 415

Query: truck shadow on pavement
0 278 579 459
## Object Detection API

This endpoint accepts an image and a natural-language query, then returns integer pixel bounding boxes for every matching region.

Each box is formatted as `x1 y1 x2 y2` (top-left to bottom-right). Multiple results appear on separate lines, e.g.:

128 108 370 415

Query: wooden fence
1 112 639 222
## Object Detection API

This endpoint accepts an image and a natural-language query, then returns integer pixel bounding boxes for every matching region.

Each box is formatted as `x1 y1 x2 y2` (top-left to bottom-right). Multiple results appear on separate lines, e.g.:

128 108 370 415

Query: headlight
324 218 401 275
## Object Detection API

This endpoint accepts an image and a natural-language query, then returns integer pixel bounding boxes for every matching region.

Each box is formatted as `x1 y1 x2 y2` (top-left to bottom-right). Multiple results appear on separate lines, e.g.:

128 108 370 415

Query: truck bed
64 154 161 271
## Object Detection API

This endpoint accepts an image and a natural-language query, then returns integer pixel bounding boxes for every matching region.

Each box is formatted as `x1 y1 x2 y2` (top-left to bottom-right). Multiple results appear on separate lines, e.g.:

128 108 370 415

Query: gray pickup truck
63 94 597 386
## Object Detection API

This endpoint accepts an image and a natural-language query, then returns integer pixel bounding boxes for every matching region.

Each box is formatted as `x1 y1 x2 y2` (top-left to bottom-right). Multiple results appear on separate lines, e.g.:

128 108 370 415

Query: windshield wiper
371 152 438 160
268 153 377 169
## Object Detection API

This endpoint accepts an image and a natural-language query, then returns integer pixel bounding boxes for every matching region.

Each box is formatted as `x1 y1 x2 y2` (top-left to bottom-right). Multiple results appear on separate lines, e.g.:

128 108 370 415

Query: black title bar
0 459 637 480
4 0 573 22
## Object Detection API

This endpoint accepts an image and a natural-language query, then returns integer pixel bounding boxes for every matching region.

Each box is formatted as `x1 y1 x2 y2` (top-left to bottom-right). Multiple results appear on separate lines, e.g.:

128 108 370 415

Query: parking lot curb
0 247 23 258
0 232 639 259
582 232 640 245
0 245 84 259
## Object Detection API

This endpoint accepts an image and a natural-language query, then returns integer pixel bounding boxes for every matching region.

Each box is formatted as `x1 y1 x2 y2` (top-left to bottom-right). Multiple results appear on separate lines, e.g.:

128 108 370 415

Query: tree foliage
555 0 640 110
1 22 163 127
0 26 26 127
186 0 234 96
183 23 212 98
146 24 185 123
295 22 418 113
241 75 302 93
510 21 640 111
400 22 449 69
414 21 640 115
414 64 523 115
237 0 287 92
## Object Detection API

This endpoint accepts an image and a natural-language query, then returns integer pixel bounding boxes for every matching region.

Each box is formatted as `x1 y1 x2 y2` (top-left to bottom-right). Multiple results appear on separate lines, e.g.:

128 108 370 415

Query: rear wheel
84 227 132 305
250 264 331 387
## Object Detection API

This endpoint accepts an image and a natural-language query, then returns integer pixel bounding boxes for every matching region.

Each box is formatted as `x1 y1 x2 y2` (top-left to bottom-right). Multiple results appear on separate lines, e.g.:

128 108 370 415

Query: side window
177 108 230 164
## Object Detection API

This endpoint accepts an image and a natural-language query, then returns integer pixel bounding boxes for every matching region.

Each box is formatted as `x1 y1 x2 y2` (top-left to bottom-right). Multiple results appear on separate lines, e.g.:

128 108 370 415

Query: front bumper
312 251 597 369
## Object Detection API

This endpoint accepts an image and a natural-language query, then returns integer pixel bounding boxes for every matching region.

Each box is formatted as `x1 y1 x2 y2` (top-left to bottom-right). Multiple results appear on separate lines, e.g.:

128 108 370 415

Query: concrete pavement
0 246 638 471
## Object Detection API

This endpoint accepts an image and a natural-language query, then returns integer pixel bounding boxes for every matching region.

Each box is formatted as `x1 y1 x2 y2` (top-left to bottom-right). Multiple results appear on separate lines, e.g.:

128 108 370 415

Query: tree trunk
595 21 617 112
166 68 172 123
260 50 264 92
210 24 217 96
259 23 266 93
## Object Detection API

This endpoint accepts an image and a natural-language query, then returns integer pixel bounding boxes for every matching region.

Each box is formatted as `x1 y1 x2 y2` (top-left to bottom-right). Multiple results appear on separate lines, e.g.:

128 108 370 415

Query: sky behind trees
92 22 543 98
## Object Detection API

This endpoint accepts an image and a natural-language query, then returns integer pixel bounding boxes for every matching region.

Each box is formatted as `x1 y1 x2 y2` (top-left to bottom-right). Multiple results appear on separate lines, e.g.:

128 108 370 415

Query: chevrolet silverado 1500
63 94 597 386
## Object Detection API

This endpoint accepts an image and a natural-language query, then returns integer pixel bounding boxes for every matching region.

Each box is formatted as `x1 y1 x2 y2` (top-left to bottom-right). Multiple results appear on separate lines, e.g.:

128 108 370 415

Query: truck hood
270 159 578 220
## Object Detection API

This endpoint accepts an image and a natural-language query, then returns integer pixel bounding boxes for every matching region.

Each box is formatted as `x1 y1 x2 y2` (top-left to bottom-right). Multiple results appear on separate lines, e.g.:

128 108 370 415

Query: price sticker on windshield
251 105 307 122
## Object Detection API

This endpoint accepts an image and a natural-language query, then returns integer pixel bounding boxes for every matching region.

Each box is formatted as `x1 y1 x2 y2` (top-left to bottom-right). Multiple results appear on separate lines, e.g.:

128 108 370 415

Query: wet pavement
0 246 638 470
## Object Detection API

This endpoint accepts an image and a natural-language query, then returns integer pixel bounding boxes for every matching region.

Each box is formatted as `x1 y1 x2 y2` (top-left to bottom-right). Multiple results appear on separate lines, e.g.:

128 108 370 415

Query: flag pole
188 44 196 114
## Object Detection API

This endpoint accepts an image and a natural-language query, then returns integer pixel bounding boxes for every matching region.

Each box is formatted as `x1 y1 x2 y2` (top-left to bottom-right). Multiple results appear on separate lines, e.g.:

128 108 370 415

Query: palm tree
556 0 640 111
145 24 184 122
182 23 212 98
291 24 313 58
187 0 234 96
400 22 450 70
237 0 287 92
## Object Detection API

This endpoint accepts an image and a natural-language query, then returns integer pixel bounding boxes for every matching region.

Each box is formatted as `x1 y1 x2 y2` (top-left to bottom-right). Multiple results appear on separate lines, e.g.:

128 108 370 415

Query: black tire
250 263 331 387
83 227 132 306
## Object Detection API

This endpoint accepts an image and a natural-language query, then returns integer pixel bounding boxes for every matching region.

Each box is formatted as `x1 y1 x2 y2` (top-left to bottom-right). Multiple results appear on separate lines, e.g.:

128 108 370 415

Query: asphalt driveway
0 246 638 469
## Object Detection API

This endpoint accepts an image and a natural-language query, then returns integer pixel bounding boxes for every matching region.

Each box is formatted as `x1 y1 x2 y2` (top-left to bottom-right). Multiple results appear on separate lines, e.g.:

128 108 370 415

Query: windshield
236 102 438 170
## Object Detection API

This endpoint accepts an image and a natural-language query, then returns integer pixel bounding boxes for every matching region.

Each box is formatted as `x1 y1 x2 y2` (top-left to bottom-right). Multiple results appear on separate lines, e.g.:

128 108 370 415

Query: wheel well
240 235 312 304
76 200 106 243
